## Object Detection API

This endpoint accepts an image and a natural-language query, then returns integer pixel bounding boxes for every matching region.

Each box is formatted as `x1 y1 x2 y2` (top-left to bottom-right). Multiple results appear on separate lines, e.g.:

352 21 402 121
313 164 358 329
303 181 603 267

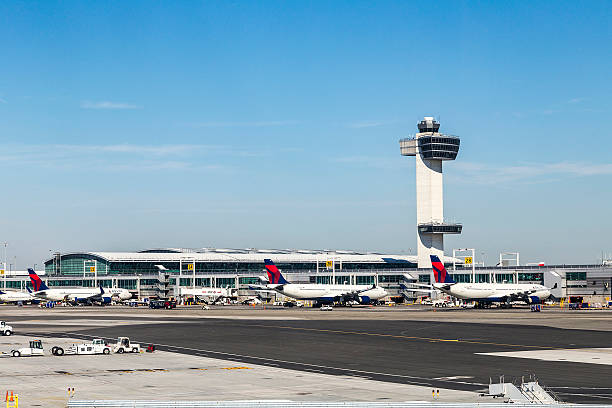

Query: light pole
1 242 6 289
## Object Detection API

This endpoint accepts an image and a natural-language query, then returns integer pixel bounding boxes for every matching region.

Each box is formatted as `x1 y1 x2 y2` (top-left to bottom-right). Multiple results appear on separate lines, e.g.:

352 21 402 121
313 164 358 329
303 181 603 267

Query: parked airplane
0 289 35 304
98 287 132 303
28 269 130 303
179 287 233 304
429 255 553 306
259 259 387 306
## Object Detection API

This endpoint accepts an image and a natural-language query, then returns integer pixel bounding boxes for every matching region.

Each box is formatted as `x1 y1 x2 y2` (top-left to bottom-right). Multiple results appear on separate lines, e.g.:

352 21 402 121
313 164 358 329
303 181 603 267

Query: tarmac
2 304 612 406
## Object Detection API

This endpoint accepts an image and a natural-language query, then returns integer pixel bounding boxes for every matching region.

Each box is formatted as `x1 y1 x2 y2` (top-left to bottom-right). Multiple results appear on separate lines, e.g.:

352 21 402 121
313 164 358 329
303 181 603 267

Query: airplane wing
405 282 435 288
496 289 538 304
408 288 436 293
248 285 280 294
333 285 380 303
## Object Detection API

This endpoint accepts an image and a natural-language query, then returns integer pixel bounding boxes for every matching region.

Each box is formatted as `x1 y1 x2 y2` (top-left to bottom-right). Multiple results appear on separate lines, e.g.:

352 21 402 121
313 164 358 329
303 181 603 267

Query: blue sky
1 0 611 267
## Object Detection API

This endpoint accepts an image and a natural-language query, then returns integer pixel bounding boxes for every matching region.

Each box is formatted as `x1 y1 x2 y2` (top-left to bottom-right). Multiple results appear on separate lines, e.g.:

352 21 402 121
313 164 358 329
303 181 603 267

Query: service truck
113 337 141 354
11 339 44 357
0 321 13 336
52 339 112 356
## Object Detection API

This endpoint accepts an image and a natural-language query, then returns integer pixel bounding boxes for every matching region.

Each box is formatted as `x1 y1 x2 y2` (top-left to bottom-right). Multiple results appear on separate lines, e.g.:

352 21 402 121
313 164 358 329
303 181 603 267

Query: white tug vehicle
52 339 111 356
1 321 13 336
112 337 141 354
11 339 44 357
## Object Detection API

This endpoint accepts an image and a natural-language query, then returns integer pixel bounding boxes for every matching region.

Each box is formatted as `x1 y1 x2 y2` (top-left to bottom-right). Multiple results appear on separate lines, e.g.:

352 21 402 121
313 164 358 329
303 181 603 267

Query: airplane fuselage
434 282 551 303
272 284 387 303
0 291 35 303
102 288 132 301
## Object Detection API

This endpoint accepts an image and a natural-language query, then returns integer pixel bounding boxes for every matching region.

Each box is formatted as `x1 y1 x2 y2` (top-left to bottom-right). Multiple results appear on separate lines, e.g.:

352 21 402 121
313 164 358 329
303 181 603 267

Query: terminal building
2 117 611 304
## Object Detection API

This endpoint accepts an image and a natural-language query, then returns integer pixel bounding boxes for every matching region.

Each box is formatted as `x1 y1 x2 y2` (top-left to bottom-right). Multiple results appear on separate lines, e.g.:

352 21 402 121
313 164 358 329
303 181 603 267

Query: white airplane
28 269 130 303
98 287 132 302
0 289 35 304
427 255 554 306
259 259 387 306
179 287 232 304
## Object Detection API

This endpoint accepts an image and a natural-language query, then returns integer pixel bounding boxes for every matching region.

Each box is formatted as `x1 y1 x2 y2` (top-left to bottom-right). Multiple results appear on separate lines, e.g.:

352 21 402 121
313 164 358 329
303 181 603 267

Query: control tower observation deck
399 117 462 268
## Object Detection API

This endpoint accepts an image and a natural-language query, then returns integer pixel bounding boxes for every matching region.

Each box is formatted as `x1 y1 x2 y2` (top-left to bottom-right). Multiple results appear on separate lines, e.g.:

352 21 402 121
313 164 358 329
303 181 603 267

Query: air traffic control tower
400 117 462 268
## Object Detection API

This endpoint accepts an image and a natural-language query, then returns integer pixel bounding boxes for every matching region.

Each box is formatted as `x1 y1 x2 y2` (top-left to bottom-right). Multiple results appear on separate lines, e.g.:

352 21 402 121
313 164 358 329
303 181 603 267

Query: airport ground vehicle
112 337 141 354
149 299 177 309
52 339 111 356
320 305 333 311
11 340 44 357
569 302 590 310
1 321 13 336
432 299 452 307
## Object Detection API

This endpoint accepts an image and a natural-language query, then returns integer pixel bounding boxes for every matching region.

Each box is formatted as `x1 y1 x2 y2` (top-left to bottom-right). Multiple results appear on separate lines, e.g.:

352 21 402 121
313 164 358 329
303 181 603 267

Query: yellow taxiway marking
221 367 252 370
251 324 559 349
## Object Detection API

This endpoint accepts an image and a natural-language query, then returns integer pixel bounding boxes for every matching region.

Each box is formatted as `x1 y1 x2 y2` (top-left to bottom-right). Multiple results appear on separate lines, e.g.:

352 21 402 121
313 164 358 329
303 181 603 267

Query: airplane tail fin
430 255 455 284
0 289 4 294
264 259 289 284
28 268 49 291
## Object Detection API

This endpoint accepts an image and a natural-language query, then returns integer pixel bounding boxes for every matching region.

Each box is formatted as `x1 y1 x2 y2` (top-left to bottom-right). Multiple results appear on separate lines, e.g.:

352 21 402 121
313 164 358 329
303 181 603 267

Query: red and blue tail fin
430 255 455 284
264 259 289 284
28 268 49 291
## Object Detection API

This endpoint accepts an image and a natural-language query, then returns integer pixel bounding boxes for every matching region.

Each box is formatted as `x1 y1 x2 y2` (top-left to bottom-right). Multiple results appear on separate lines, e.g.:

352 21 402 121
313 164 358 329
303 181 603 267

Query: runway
10 308 611 404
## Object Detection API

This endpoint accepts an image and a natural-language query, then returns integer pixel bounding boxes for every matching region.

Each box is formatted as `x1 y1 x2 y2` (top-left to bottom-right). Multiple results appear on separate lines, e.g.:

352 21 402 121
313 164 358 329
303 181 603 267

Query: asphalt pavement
18 313 612 404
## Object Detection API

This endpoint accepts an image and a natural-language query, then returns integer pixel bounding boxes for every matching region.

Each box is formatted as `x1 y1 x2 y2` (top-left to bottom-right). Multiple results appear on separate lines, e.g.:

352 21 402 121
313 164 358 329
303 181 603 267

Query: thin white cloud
0 97 7 104
567 97 587 104
184 120 299 128
454 161 612 184
332 155 406 170
61 144 214 156
346 120 397 129
0 143 293 172
0 144 227 172
81 101 142 110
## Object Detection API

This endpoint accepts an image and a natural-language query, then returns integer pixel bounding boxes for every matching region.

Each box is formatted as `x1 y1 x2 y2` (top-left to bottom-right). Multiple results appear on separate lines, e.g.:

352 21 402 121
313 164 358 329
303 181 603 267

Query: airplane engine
358 296 371 304
102 297 112 304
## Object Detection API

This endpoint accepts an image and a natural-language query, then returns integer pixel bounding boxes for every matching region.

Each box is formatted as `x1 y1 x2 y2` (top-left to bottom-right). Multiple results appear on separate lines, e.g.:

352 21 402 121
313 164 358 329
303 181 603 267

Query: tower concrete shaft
400 117 462 268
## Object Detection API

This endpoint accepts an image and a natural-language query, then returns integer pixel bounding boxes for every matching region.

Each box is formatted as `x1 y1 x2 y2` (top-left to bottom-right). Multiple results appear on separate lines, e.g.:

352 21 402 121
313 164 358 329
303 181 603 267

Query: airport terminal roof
46 248 426 264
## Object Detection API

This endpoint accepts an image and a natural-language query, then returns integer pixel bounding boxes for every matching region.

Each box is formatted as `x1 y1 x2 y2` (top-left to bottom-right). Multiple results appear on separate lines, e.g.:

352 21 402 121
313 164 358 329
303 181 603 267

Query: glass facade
418 136 460 160
475 274 490 283
566 272 587 281
379 275 402 283
355 275 374 285
216 277 236 288
334 276 351 284
45 255 109 277
239 277 259 285
118 279 137 290
518 273 543 282
2 281 24 289
418 274 431 283
495 273 515 283
45 255 417 277
451 273 471 283
316 276 331 284
48 279 94 287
